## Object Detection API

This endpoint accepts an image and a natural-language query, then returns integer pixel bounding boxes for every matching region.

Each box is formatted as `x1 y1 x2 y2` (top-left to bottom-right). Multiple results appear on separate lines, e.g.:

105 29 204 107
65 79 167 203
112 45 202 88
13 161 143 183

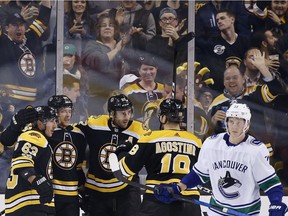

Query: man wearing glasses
146 7 187 83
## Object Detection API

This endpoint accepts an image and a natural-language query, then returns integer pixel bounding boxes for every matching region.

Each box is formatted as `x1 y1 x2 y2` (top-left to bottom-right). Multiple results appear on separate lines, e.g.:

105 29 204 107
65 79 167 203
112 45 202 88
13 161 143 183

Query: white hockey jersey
193 133 281 215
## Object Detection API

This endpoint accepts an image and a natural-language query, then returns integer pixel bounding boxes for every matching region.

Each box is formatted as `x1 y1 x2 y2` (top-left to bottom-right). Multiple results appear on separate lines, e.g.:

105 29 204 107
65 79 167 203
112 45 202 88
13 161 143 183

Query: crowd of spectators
0 0 288 193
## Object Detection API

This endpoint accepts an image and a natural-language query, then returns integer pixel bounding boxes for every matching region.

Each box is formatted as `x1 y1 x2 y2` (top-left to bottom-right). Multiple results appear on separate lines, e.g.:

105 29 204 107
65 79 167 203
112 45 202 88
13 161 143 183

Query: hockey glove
269 201 288 216
31 175 53 204
11 107 38 130
154 183 181 204
115 140 133 156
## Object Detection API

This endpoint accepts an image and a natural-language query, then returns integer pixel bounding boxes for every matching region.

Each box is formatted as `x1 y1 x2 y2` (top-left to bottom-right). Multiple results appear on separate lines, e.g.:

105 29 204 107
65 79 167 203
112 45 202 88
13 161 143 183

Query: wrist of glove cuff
269 201 288 216
115 141 133 155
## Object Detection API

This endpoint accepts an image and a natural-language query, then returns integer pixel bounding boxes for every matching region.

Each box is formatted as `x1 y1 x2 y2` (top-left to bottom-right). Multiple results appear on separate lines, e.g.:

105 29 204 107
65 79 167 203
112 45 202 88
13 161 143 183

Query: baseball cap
119 74 139 89
6 13 25 26
138 55 158 68
159 7 177 19
63 44 77 56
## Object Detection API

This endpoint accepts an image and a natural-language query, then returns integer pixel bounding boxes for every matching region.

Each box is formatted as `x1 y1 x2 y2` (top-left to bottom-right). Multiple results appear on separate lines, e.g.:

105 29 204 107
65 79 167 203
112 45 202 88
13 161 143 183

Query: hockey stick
109 153 249 216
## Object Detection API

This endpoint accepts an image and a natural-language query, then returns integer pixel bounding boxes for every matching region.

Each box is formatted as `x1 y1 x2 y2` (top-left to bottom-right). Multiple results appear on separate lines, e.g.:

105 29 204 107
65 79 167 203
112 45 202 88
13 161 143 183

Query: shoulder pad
19 130 48 148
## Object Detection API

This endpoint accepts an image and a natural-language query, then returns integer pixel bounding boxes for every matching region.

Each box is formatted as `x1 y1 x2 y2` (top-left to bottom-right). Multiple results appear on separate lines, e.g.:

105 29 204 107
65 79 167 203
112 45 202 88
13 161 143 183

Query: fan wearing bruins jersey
208 64 287 156
5 106 57 216
117 99 202 216
0 0 52 108
47 95 86 216
155 103 287 216
76 94 148 216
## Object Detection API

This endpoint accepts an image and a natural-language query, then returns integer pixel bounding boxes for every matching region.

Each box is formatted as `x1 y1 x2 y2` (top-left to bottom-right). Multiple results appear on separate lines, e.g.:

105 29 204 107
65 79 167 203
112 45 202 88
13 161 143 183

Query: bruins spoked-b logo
218 171 242 199
54 141 77 170
19 52 36 77
213 44 225 55
99 143 117 172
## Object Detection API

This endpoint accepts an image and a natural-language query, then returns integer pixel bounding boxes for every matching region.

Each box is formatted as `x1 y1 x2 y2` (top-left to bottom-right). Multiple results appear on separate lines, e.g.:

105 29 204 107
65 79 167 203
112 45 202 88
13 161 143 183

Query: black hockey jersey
0 5 51 107
48 125 86 202
5 130 54 216
119 130 202 197
76 115 148 195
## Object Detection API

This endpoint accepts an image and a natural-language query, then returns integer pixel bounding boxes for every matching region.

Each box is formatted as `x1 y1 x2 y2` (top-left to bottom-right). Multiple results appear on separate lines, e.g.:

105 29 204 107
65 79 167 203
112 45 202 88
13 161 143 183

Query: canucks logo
218 171 242 198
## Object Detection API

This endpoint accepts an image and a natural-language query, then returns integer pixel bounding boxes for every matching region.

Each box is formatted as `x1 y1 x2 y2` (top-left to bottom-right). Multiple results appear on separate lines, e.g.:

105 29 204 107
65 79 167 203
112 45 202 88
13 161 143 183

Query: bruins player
76 94 148 216
5 106 57 216
47 95 86 216
116 99 202 216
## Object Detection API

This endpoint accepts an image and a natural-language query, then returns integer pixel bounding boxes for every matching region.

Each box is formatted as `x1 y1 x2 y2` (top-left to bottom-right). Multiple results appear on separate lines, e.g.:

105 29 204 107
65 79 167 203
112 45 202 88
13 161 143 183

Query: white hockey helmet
225 103 251 134
225 103 251 121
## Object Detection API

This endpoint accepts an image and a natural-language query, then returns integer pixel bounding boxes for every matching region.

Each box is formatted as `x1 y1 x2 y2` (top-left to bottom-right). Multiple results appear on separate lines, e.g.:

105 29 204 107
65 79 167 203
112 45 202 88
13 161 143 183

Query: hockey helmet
225 103 251 122
107 94 133 113
35 106 57 123
48 95 73 110
225 103 251 134
159 98 184 122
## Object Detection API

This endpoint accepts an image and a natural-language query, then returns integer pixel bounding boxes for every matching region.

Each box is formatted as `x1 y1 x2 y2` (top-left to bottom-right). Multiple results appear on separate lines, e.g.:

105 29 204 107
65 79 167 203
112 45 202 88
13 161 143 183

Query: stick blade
109 153 119 172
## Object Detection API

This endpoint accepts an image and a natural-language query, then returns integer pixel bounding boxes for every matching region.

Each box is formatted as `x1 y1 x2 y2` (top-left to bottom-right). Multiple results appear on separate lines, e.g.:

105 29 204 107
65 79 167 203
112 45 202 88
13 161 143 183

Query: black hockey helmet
107 94 133 113
159 98 184 122
35 106 57 123
48 95 73 110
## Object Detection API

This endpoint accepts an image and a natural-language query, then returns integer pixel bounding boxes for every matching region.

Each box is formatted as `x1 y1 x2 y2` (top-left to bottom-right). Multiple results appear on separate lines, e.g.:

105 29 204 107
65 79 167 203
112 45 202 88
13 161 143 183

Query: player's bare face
7 22 25 43
58 107 72 127
44 119 57 137
113 109 132 128
227 118 246 138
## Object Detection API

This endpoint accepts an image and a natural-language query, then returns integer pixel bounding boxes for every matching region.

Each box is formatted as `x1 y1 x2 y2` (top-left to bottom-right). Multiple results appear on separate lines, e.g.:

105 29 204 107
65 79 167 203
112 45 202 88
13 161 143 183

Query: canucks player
154 103 287 216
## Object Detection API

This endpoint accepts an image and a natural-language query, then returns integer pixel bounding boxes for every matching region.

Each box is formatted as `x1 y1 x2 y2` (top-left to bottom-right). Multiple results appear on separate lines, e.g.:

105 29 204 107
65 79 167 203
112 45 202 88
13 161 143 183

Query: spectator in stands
208 64 286 156
82 13 129 115
0 1 52 110
243 47 267 87
151 0 188 35
64 0 96 54
109 0 156 51
197 87 214 114
63 74 83 123
119 74 139 90
146 7 186 83
196 9 250 94
195 0 251 39
123 54 164 122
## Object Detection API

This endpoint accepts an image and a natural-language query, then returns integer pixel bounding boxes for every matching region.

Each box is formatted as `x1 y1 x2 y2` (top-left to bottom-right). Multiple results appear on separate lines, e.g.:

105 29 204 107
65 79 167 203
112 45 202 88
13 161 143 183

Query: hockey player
154 103 288 216
5 106 57 216
47 95 87 216
116 98 202 216
75 94 148 216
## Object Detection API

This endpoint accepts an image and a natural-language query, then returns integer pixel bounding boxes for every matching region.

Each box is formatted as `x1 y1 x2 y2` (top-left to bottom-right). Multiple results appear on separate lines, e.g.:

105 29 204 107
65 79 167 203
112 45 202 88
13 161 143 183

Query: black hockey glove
11 107 38 130
115 140 133 157
269 201 288 216
31 175 53 204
